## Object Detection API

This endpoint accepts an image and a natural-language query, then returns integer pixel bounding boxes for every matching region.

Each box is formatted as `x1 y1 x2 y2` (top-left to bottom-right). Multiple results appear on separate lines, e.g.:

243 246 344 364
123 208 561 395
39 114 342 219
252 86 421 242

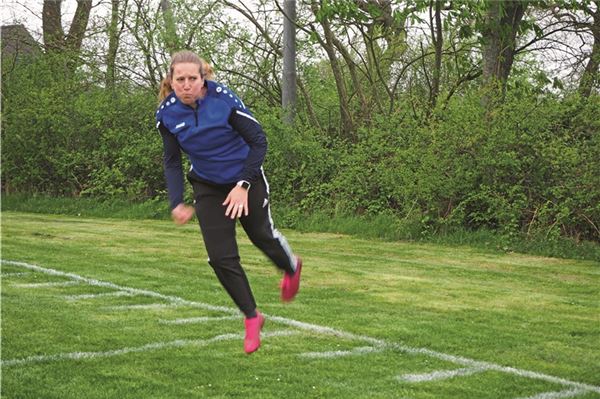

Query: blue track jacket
156 80 267 209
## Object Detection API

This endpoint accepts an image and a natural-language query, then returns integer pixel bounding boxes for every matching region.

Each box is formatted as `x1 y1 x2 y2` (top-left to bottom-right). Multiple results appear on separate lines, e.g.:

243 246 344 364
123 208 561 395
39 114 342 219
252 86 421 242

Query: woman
156 50 302 354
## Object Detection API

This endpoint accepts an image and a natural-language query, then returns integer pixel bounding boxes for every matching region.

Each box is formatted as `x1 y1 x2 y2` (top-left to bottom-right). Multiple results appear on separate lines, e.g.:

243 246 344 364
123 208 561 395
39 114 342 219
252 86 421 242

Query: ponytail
158 75 172 102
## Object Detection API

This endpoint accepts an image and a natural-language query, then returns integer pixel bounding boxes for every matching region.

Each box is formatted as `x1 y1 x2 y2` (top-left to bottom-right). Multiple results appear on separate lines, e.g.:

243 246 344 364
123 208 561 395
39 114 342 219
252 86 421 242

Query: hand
223 185 249 219
171 203 195 225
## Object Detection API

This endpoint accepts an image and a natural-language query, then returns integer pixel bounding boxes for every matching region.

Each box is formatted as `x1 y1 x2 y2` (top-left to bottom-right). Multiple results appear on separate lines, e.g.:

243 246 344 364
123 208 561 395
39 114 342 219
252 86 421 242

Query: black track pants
188 171 296 317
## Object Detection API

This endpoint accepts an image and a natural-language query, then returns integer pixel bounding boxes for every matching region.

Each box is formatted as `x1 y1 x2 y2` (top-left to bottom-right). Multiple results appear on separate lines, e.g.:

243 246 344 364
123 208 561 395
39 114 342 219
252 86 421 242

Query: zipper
184 102 199 127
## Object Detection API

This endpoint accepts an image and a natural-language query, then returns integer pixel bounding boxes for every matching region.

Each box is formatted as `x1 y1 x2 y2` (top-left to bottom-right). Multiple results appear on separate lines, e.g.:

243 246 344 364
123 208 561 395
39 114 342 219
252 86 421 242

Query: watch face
238 181 251 190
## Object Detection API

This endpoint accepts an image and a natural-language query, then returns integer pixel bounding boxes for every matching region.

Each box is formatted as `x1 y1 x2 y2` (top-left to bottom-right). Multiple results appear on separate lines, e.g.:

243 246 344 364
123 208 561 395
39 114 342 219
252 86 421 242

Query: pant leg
239 171 297 275
188 175 257 317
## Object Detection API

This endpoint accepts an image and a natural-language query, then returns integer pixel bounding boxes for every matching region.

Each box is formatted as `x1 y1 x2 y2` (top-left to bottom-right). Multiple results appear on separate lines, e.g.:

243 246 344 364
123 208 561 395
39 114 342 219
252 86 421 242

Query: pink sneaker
280 256 302 302
244 312 265 354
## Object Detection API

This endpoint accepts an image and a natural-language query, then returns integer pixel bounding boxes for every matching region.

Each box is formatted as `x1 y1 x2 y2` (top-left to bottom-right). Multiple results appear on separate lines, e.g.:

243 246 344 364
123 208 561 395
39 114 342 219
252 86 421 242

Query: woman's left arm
228 109 268 183
222 109 268 219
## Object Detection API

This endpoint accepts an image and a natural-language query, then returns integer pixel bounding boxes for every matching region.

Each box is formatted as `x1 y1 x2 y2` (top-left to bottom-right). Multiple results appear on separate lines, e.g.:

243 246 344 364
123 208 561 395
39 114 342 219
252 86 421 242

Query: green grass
1 211 599 398
2 193 599 261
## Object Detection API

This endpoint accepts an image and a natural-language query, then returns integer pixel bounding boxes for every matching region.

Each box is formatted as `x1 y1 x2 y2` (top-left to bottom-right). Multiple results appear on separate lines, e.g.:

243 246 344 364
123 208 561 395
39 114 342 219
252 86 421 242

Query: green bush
258 89 599 244
2 54 598 246
2 55 162 200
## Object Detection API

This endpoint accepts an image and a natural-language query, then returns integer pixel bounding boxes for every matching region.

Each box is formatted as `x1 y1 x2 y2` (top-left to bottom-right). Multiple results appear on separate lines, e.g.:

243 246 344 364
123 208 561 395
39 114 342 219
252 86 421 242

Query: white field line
1 330 299 367
2 259 599 395
159 315 241 325
396 367 488 383
516 388 589 399
104 303 184 311
266 318 600 395
65 291 137 300
14 281 80 288
2 260 237 315
1 272 30 277
299 346 384 359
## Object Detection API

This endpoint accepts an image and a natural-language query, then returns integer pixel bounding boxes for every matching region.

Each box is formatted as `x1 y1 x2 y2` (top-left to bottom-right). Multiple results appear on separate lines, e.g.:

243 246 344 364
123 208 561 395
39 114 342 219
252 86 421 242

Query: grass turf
1 211 599 398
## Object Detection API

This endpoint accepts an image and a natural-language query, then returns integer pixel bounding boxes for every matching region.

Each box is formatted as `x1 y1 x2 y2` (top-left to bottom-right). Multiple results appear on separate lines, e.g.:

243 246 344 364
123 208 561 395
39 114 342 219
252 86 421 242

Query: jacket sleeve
228 109 267 183
158 123 185 210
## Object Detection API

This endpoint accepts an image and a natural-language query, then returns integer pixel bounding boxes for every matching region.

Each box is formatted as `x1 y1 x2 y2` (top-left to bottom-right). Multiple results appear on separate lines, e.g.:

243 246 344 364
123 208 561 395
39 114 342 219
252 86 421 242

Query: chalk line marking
397 367 487 383
265 318 599 395
14 281 80 288
65 291 137 300
1 272 30 277
2 260 236 314
516 388 589 399
2 260 599 396
160 315 241 325
299 346 384 359
1 330 299 367
104 303 184 311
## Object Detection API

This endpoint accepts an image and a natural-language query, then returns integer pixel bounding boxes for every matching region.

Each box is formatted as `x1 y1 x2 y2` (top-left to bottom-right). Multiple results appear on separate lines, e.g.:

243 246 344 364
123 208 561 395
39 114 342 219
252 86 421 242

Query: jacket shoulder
156 93 183 127
207 81 248 112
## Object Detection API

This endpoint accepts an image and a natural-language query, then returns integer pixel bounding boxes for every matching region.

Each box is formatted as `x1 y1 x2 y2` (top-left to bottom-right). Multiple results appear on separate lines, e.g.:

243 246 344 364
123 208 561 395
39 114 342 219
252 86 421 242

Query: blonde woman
156 50 302 354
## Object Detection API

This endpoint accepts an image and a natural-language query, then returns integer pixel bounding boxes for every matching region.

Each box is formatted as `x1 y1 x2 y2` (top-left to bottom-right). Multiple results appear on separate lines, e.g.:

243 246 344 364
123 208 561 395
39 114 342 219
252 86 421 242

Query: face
170 62 204 105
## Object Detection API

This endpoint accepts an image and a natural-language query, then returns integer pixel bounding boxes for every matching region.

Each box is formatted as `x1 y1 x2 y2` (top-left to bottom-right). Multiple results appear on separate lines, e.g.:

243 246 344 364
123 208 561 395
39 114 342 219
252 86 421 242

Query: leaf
459 25 474 39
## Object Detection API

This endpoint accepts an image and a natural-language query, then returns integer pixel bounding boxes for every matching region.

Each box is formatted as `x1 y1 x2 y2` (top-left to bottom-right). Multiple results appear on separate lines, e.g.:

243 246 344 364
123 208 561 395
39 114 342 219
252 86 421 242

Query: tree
480 0 528 104
578 1 600 98
42 0 93 72
106 0 126 89
426 0 444 112
159 0 180 54
282 0 298 125
308 0 355 136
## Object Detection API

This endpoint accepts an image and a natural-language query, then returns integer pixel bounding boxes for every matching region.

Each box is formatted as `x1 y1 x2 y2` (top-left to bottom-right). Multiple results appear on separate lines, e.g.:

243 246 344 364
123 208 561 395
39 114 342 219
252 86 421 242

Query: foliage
256 83 600 245
1 54 162 199
1 0 598 249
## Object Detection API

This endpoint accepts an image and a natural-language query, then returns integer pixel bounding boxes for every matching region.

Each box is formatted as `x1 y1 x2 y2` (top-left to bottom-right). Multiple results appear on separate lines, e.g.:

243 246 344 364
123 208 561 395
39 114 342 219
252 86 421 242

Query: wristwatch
236 180 251 190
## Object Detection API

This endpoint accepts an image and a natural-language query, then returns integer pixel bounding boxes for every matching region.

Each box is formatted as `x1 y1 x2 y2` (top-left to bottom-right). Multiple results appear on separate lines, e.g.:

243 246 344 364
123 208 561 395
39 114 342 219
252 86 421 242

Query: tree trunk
42 0 64 52
578 3 600 98
429 0 443 111
106 0 121 89
282 0 297 125
42 0 92 73
481 0 527 104
65 0 93 53
310 1 354 137
297 79 321 130
160 0 179 54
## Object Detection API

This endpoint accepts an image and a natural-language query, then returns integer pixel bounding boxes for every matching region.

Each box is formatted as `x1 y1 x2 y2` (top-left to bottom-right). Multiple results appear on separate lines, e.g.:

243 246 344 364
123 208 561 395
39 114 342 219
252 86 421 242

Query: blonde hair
158 50 215 102
169 50 214 80
158 74 172 102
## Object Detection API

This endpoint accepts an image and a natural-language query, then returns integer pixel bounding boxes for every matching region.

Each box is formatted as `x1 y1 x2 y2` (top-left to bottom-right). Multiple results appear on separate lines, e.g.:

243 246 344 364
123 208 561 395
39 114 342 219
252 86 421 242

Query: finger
235 204 244 219
227 203 239 219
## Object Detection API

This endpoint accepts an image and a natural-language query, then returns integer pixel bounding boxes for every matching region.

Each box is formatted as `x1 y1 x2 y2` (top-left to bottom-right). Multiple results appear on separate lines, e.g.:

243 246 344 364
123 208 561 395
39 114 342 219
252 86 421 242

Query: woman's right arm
158 124 194 224
158 123 184 209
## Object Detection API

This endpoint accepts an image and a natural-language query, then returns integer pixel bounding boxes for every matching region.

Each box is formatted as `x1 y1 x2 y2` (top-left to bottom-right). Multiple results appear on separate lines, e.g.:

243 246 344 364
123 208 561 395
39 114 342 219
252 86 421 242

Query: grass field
1 211 599 398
